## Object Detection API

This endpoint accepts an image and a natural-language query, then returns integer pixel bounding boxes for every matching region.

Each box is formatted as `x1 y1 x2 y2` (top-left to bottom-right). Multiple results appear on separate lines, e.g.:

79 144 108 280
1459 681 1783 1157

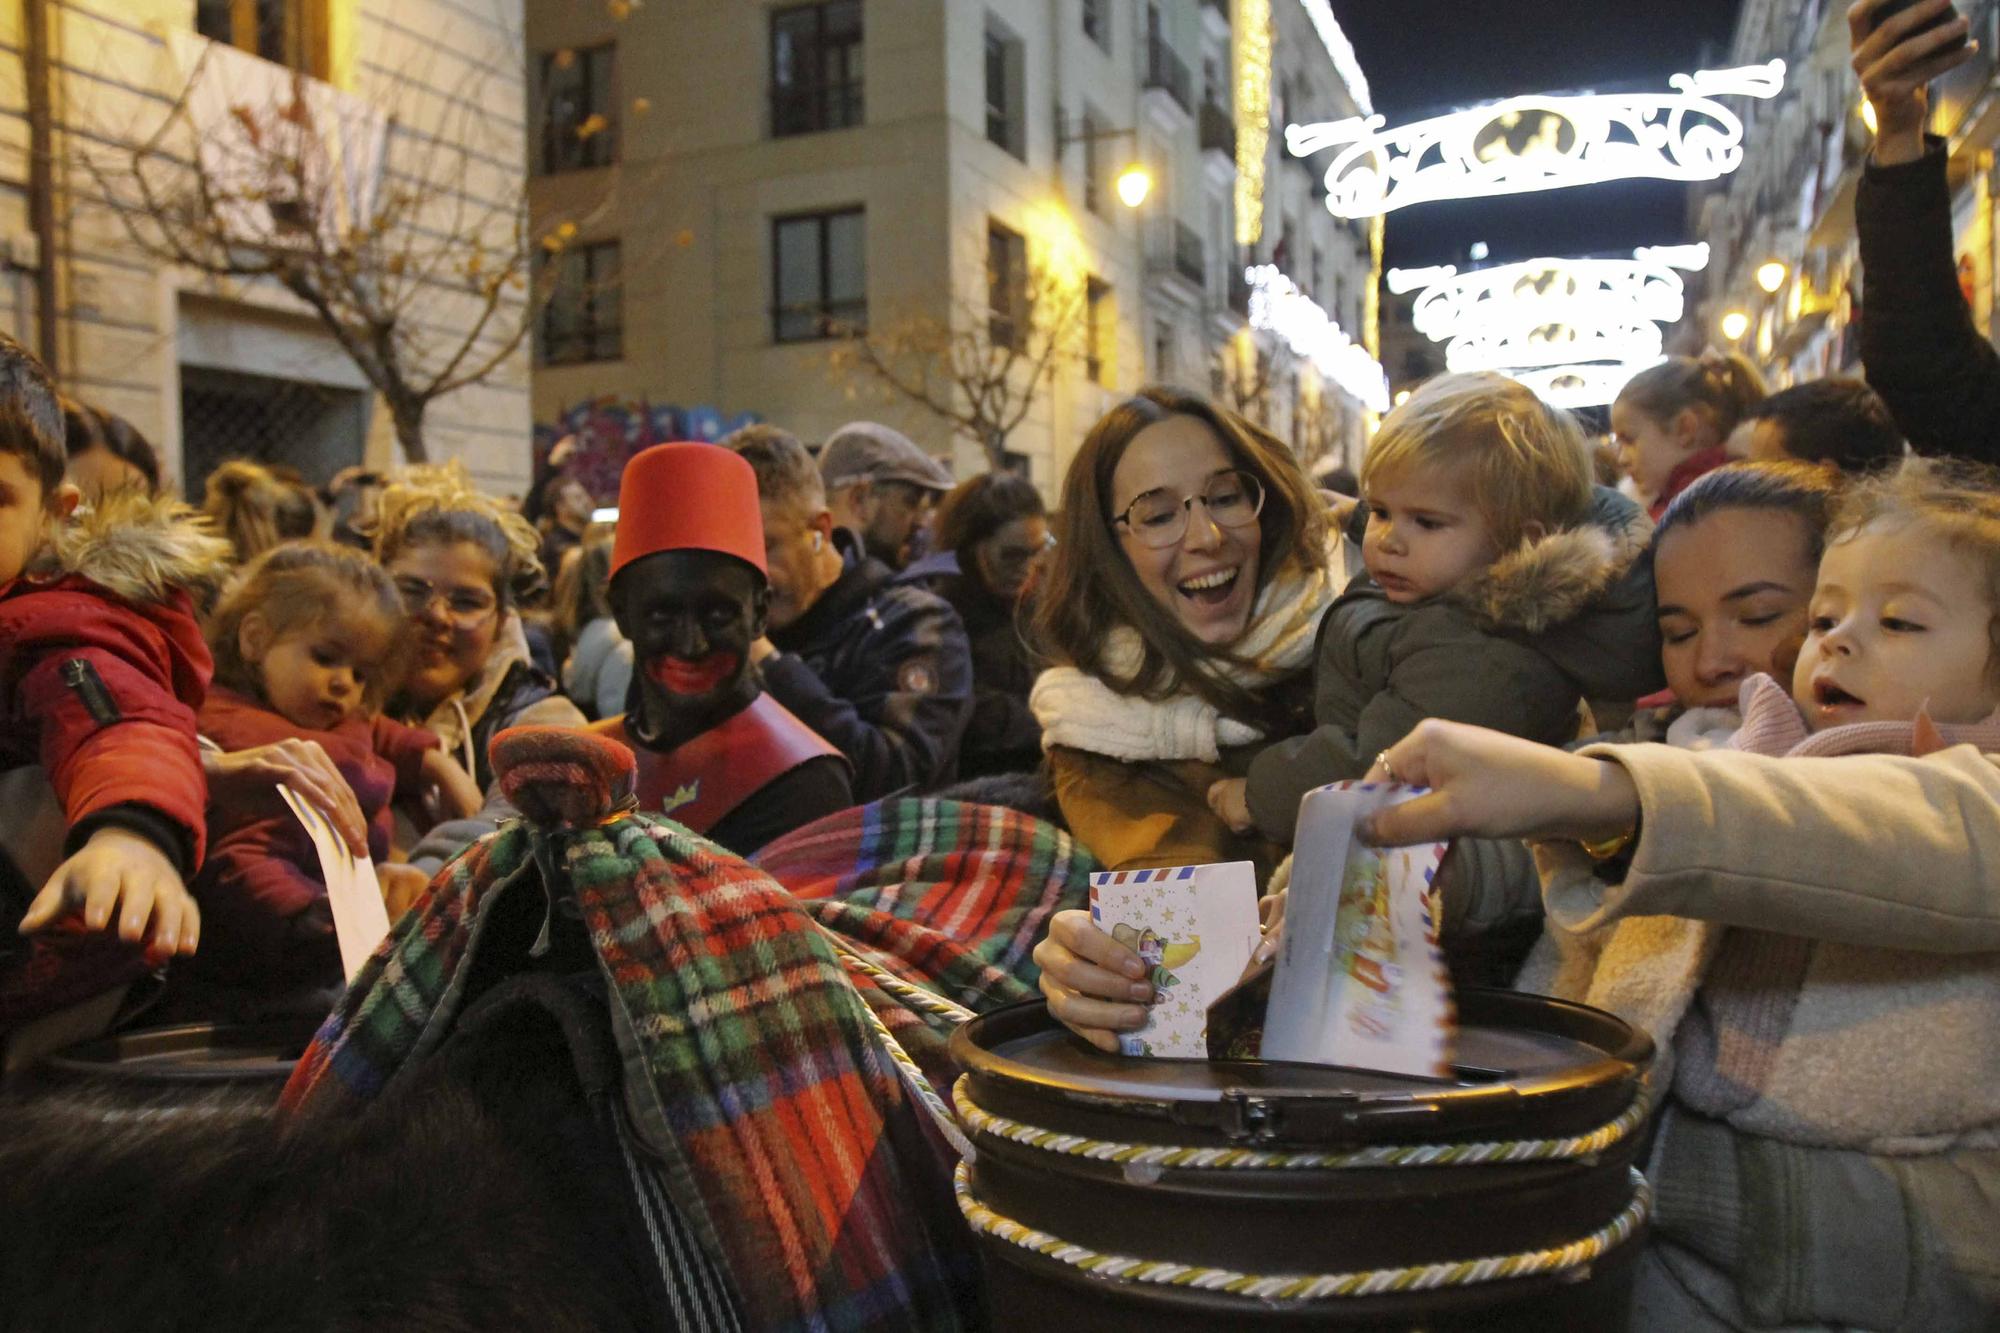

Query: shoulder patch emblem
662 780 700 814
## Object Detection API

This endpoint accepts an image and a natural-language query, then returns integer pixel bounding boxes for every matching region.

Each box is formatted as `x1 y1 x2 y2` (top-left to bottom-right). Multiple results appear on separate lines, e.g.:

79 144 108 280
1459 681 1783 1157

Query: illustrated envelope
1088 861 1261 1058
1262 782 1454 1078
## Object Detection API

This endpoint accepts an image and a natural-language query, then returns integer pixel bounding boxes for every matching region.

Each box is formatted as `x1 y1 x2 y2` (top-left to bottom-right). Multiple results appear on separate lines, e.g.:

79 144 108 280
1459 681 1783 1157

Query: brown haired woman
1029 386 1351 880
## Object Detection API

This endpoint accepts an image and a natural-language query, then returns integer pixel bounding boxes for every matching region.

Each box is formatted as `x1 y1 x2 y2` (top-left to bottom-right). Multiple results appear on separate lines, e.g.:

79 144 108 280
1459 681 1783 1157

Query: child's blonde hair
202 460 319 565
374 462 544 606
1828 456 2000 683
207 541 407 710
1362 371 1593 550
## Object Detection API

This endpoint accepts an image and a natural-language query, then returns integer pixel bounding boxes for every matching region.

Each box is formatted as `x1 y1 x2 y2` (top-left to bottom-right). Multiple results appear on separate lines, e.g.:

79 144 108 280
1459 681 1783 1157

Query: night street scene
6 1 2000 1329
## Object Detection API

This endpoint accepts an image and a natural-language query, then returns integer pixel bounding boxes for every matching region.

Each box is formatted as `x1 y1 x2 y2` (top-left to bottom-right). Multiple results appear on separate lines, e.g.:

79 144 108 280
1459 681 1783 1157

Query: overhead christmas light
1755 260 1788 293
1246 264 1390 412
1448 319 1665 374
1508 361 1662 410
1286 62 1785 219
1388 245 1709 346
1720 310 1751 341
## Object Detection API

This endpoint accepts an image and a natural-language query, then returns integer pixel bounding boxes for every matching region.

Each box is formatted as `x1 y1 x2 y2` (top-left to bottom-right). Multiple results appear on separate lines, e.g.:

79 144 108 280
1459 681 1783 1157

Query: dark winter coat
763 530 973 800
1857 136 2000 463
1245 486 1665 843
899 553 1042 778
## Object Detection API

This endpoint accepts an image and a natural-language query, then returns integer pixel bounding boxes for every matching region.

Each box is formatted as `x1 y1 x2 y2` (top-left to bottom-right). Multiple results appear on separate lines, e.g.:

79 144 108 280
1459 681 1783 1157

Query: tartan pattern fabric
755 798 1095 1087
281 807 985 1332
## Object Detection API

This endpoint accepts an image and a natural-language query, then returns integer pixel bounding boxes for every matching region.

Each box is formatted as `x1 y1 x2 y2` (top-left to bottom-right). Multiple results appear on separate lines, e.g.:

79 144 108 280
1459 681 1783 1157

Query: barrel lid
951 989 1652 1148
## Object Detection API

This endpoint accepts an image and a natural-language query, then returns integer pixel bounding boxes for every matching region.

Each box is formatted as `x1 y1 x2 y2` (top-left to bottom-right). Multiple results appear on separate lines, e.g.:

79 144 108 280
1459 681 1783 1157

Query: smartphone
1869 0 1971 52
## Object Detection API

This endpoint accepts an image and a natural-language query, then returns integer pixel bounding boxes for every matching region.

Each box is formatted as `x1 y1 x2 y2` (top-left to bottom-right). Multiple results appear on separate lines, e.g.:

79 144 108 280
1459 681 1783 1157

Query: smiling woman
1029 387 1346 879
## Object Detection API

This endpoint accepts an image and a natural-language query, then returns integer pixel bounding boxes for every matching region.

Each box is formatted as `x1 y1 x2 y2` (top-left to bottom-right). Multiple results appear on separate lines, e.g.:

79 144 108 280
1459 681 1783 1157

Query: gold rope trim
954 1076 1645 1170
955 1160 1650 1299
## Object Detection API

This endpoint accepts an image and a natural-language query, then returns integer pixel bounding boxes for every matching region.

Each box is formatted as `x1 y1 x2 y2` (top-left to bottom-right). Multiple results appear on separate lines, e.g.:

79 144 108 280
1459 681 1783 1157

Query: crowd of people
1 2 1997 1327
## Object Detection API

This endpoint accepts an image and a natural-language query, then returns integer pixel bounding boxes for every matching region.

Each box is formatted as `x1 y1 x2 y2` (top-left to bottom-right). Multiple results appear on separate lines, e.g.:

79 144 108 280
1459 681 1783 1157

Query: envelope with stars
1088 861 1261 1058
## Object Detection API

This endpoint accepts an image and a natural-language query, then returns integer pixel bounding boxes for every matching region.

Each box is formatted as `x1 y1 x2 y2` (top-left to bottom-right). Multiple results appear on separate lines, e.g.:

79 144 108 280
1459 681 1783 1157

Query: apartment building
525 0 1382 490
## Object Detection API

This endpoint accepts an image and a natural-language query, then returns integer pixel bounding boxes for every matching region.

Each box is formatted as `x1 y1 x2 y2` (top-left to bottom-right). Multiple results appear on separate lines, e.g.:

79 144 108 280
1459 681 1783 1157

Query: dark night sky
1331 0 1748 268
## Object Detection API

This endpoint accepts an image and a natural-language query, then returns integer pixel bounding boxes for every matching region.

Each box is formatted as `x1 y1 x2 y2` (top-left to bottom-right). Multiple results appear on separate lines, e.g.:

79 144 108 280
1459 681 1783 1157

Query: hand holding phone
1851 0 1979 164
1866 0 1970 53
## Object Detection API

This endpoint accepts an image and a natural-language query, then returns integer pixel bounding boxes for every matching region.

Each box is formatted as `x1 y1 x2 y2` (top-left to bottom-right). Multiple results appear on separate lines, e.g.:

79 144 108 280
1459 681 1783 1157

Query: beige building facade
526 0 1381 492
0 0 532 496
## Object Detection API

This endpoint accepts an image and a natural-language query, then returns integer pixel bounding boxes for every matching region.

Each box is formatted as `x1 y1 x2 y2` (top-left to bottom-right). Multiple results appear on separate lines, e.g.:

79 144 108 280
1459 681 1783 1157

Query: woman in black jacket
900 472 1052 778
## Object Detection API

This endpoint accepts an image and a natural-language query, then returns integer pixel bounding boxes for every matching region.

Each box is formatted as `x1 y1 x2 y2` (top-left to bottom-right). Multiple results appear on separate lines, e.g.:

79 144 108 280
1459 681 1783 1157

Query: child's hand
1206 778 1255 833
205 740 368 856
22 827 200 962
377 863 432 919
421 749 484 822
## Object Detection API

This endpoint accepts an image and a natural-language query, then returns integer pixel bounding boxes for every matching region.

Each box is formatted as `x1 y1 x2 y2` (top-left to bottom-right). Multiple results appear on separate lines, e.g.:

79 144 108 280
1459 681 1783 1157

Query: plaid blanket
283 749 1093 1331
755 798 1093 1087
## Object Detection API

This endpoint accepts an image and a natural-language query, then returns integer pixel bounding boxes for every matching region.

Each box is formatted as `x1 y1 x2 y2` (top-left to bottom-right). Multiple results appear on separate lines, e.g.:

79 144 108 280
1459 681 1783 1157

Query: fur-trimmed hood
1448 485 1653 635
33 490 233 604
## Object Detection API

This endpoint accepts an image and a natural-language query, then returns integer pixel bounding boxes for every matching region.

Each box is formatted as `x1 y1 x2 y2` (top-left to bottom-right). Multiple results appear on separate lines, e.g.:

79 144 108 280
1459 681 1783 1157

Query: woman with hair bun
1612 351 1768 517
202 460 319 566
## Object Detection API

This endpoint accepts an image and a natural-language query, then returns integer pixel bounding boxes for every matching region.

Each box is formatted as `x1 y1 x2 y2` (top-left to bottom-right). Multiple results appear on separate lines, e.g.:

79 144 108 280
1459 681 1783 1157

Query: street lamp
1116 164 1153 208
1720 310 1751 341
1756 260 1788 294
1057 121 1151 210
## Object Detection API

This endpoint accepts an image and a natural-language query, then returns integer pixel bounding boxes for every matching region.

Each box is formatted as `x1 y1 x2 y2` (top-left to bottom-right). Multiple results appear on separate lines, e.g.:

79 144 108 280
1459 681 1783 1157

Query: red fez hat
609 442 767 580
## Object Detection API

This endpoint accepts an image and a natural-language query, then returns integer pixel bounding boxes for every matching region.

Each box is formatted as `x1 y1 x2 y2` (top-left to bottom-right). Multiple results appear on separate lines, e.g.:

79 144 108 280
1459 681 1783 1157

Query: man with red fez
590 442 852 854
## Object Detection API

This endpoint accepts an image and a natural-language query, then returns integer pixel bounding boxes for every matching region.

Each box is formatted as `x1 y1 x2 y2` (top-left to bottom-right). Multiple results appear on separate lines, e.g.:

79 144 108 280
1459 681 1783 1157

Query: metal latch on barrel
1217 1090 1282 1143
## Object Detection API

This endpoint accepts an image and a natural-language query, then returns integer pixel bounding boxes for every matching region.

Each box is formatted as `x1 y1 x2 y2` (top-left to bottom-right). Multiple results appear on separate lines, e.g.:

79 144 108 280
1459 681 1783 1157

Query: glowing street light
1756 260 1788 294
1720 310 1751 341
1116 164 1152 209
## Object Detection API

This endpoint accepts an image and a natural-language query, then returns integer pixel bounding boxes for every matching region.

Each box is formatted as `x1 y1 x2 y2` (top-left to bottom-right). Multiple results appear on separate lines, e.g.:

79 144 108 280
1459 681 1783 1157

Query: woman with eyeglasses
1027 387 1349 881
900 470 1055 778
373 465 587 796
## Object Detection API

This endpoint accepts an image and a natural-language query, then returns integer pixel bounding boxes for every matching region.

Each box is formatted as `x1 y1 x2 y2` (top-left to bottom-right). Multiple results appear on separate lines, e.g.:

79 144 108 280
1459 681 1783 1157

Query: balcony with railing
1144 35 1194 115
1198 99 1235 161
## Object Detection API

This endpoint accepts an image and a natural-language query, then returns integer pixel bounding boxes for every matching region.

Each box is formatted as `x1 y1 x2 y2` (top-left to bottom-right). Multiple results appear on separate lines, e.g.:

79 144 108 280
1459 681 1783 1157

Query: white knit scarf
1030 536 1348 763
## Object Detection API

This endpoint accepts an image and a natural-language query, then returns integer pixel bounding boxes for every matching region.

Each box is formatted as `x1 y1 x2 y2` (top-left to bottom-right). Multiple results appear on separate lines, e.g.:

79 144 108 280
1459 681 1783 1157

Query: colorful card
1088 862 1262 1057
1262 782 1454 1078
279 784 391 983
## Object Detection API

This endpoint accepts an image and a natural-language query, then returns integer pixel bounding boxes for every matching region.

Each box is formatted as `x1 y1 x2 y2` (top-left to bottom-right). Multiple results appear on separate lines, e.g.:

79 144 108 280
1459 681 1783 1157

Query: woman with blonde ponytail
1611 351 1768 518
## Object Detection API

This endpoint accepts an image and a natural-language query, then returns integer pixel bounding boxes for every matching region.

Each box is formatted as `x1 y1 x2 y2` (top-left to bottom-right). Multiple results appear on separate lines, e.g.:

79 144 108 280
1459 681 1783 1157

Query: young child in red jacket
0 335 227 1030
187 542 482 1007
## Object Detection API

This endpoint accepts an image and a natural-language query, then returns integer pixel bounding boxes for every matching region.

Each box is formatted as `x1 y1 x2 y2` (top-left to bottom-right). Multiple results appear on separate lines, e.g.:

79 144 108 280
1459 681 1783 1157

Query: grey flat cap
819 421 954 492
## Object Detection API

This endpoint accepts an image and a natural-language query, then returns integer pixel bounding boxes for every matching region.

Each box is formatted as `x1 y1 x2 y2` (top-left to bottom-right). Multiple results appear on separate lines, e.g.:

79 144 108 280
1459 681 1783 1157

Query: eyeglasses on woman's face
393 575 498 630
1110 469 1266 550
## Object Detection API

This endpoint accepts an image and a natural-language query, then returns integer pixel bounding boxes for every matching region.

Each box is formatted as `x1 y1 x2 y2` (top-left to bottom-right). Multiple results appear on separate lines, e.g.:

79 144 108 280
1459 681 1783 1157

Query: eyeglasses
394 577 498 629
1111 470 1266 550
989 532 1057 571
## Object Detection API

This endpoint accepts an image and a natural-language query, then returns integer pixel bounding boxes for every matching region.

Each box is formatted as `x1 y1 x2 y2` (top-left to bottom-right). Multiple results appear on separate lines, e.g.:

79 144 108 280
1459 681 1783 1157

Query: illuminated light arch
1245 264 1390 413
1388 245 1708 344
1449 319 1665 374
1285 62 1784 219
1508 361 1662 410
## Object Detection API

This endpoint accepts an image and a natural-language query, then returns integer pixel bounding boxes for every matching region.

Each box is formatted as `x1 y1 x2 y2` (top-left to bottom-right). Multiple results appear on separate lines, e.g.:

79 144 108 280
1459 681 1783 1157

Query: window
1082 0 1111 51
1153 319 1173 379
771 1 864 137
540 240 622 365
537 44 616 174
1085 277 1111 384
988 220 1027 351
772 208 866 342
196 0 327 76
985 22 1025 159
1310 246 1324 303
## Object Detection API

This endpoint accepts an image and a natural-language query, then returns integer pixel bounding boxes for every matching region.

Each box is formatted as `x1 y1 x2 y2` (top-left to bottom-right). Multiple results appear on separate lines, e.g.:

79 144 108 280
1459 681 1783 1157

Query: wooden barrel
949 989 1654 1331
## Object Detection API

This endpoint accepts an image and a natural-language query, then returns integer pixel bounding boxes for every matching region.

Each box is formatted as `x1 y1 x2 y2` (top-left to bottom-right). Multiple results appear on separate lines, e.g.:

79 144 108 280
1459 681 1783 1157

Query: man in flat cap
722 425 972 802
818 421 954 571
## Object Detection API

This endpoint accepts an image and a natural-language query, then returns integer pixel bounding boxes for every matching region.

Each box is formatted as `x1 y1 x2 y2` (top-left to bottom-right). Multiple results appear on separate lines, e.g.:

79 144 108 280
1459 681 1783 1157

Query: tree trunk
390 395 429 465
983 426 1010 474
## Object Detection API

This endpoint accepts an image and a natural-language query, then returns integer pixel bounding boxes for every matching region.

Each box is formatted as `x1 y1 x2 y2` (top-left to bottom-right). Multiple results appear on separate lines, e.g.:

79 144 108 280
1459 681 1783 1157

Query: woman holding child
1028 387 1344 881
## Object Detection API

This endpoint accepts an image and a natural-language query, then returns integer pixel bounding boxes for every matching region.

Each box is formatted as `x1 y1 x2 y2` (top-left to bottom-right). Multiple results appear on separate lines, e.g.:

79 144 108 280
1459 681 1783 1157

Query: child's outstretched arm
20 825 200 960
